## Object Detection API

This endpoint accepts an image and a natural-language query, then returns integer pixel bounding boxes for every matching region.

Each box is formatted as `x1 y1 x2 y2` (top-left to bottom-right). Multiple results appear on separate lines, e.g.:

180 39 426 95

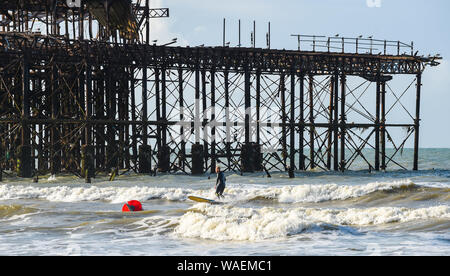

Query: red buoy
122 200 143 212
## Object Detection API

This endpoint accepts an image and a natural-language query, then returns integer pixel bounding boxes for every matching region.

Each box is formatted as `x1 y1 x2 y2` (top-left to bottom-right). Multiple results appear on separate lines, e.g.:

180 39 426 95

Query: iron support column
210 70 217 173
308 75 315 169
244 69 251 145
340 75 347 172
224 70 231 170
195 68 200 144
327 76 334 170
256 71 261 145
179 68 186 171
83 61 94 182
50 60 60 175
299 74 305 170
201 70 208 171
280 73 287 169
413 74 422 171
19 51 32 178
289 72 296 178
375 79 381 171
333 74 339 171
380 81 386 171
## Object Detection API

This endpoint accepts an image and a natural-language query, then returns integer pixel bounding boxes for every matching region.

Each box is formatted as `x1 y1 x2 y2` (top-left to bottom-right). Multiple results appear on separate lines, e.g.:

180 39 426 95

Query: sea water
0 148 449 256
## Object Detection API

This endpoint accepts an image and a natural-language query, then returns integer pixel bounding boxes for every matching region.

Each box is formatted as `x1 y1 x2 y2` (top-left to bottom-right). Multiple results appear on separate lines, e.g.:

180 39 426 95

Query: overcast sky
149 0 450 148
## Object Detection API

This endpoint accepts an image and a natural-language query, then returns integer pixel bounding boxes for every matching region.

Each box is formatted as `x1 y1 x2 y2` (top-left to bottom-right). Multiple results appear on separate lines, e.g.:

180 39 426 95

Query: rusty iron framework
0 1 442 181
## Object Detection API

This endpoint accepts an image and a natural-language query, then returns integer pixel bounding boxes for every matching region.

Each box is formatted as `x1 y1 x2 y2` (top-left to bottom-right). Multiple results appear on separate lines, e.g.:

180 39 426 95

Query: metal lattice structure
0 1 441 182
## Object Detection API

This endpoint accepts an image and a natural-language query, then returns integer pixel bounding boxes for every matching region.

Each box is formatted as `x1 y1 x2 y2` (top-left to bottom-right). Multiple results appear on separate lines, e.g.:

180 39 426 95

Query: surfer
215 166 226 199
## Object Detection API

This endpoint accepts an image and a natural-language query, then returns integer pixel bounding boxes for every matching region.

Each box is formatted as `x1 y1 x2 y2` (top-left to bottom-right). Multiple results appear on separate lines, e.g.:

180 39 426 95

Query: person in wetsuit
215 166 226 199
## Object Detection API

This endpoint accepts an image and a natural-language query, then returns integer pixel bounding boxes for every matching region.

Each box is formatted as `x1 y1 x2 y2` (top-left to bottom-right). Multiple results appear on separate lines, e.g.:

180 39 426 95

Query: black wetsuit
215 171 226 198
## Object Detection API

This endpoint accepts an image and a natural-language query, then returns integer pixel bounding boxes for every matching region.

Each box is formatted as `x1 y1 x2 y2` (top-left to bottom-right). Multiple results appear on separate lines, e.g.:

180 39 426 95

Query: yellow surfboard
188 196 222 205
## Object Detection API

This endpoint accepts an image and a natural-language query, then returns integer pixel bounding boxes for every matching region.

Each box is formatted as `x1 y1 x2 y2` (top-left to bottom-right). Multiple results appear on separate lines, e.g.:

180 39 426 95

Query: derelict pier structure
0 0 441 181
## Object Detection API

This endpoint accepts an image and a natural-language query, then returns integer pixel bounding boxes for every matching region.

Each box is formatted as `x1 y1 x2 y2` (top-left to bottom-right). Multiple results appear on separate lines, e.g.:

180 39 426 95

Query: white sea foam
174 204 450 241
0 179 419 203
0 185 193 203
226 179 417 203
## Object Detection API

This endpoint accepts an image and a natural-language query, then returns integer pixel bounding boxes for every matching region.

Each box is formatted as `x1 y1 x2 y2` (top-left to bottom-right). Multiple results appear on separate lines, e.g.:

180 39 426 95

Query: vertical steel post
238 20 241 47
192 66 203 174
161 67 167 147
106 65 117 171
375 79 381 171
309 75 315 169
223 18 226 47
244 68 251 145
179 68 186 171
380 81 386 171
85 62 92 149
79 4 84 40
83 60 94 182
280 73 287 169
105 0 110 40
145 0 150 44
242 67 253 173
19 51 32 178
334 74 339 171
142 64 148 147
195 68 200 144
299 74 305 170
340 75 346 172
413 74 422 171
289 72 296 177
210 70 216 173
327 76 334 170
160 66 169 172
130 67 138 169
256 71 261 145
253 21 256 48
50 60 60 175
88 13 93 39
155 68 161 152
201 70 208 171
96 67 105 170
224 70 231 170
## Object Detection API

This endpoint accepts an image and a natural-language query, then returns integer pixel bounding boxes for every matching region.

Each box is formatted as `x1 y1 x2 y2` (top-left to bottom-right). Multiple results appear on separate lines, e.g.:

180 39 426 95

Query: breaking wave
0 185 193 203
0 179 435 204
174 204 450 241
0 205 37 219
228 180 418 203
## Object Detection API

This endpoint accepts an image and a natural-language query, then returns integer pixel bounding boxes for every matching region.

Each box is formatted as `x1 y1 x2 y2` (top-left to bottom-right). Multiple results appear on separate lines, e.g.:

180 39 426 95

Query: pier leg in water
139 145 152 174
17 145 33 178
33 171 38 183
0 144 3 182
82 145 95 183
191 144 204 175
288 166 295 178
